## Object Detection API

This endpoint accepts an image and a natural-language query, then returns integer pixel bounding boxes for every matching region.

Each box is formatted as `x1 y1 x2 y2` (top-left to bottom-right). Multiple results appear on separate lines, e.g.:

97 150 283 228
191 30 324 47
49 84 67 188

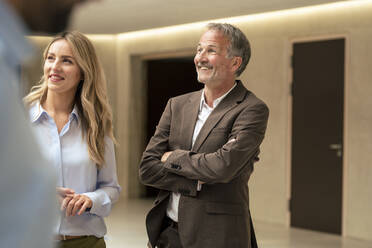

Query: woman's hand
56 187 74 204
57 187 93 217
62 193 93 217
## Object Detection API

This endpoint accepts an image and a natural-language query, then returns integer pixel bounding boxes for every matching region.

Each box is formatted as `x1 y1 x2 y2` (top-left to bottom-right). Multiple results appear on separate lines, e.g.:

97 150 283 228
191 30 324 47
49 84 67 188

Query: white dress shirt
29 102 121 238
166 83 237 222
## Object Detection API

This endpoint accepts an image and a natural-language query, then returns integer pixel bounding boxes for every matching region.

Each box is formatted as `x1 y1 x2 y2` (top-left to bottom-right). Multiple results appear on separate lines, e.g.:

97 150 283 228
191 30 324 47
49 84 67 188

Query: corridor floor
105 199 372 248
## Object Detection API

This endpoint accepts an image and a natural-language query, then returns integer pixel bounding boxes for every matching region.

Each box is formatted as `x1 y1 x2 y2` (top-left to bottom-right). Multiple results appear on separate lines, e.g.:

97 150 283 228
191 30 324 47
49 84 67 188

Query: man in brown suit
139 23 269 248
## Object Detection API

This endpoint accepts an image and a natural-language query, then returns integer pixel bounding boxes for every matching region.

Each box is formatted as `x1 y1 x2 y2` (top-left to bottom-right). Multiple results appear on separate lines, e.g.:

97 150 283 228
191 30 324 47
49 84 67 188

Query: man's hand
161 151 173 162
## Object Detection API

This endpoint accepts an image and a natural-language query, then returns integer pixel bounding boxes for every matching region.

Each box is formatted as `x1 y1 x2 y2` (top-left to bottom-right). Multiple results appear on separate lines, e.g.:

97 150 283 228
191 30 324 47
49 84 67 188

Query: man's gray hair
207 23 251 77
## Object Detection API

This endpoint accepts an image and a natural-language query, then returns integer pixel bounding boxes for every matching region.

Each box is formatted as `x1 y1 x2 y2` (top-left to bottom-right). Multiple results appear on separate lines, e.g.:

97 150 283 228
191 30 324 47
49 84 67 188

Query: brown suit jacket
139 81 269 248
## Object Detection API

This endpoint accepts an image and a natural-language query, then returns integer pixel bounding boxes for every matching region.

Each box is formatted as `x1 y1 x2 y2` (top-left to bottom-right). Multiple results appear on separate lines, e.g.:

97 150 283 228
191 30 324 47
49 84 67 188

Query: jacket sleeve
139 99 198 196
163 102 269 184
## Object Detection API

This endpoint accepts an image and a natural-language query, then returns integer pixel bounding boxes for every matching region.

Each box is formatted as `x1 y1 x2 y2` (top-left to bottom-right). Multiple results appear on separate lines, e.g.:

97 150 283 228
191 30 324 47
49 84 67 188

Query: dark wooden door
291 38 345 234
145 58 202 197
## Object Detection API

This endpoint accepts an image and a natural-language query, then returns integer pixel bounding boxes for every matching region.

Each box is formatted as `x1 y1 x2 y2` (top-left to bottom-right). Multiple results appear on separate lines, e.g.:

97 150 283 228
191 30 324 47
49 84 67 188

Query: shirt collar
199 82 237 111
29 102 47 123
29 101 80 124
71 105 80 123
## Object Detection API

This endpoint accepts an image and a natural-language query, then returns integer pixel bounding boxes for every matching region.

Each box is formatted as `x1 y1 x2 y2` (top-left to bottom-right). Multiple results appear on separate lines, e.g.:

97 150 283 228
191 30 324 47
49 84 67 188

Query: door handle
329 144 342 157
329 144 342 150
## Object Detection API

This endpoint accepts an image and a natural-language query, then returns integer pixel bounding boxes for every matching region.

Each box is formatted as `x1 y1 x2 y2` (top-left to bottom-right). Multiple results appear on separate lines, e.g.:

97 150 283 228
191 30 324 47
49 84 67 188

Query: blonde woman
24 31 121 248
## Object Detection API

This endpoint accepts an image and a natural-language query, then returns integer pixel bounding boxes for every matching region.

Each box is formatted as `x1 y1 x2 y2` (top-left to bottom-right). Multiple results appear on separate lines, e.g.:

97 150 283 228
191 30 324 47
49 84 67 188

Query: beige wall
25 0 372 241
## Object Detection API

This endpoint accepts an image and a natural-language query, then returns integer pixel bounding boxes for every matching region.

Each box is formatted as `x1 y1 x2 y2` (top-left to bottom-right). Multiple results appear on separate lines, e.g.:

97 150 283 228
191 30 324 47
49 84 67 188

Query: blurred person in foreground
24 30 121 248
0 0 99 247
139 23 269 248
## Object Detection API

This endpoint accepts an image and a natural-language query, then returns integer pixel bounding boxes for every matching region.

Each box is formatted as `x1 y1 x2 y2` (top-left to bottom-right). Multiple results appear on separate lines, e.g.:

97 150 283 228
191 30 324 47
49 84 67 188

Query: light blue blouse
29 102 121 238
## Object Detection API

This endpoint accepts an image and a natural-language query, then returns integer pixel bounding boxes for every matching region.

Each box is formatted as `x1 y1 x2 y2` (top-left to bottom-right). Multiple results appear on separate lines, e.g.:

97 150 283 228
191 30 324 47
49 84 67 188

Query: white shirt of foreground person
0 2 57 248
29 102 121 237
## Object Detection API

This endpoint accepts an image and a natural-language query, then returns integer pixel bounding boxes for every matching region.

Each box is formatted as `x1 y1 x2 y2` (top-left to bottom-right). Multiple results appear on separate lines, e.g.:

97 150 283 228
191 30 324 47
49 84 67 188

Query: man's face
194 30 236 86
9 0 87 34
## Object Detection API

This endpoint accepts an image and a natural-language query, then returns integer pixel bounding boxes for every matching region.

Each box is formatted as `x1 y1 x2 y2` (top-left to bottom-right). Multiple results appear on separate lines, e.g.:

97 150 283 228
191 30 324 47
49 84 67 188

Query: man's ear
231 56 242 73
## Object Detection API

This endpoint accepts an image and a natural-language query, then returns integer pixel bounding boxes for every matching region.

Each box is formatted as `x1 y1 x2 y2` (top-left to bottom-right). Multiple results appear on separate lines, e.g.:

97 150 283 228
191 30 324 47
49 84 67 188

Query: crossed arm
139 98 269 193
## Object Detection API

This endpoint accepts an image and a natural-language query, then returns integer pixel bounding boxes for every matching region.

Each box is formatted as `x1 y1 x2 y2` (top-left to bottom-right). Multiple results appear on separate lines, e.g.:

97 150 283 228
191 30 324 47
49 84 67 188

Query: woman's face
44 39 82 96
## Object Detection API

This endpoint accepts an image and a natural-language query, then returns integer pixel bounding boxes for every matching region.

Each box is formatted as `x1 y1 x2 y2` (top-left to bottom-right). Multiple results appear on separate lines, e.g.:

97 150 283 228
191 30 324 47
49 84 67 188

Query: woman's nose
51 60 61 71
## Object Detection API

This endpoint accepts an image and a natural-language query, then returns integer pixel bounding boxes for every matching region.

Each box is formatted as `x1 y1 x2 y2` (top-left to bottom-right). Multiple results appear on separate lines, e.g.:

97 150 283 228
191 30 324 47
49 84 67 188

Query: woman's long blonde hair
24 31 115 169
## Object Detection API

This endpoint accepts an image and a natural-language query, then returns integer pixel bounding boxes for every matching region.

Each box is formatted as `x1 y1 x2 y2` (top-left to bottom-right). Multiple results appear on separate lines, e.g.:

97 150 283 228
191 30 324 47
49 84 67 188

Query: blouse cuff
83 191 112 217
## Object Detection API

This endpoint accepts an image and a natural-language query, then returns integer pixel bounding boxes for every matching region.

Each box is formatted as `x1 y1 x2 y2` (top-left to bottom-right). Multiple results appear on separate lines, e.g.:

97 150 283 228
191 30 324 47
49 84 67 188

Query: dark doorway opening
144 57 203 197
290 38 345 234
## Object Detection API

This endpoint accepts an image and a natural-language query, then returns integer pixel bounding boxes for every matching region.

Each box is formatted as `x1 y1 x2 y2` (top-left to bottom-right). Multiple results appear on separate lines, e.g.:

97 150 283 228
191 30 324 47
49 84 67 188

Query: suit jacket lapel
192 81 247 152
181 90 202 150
